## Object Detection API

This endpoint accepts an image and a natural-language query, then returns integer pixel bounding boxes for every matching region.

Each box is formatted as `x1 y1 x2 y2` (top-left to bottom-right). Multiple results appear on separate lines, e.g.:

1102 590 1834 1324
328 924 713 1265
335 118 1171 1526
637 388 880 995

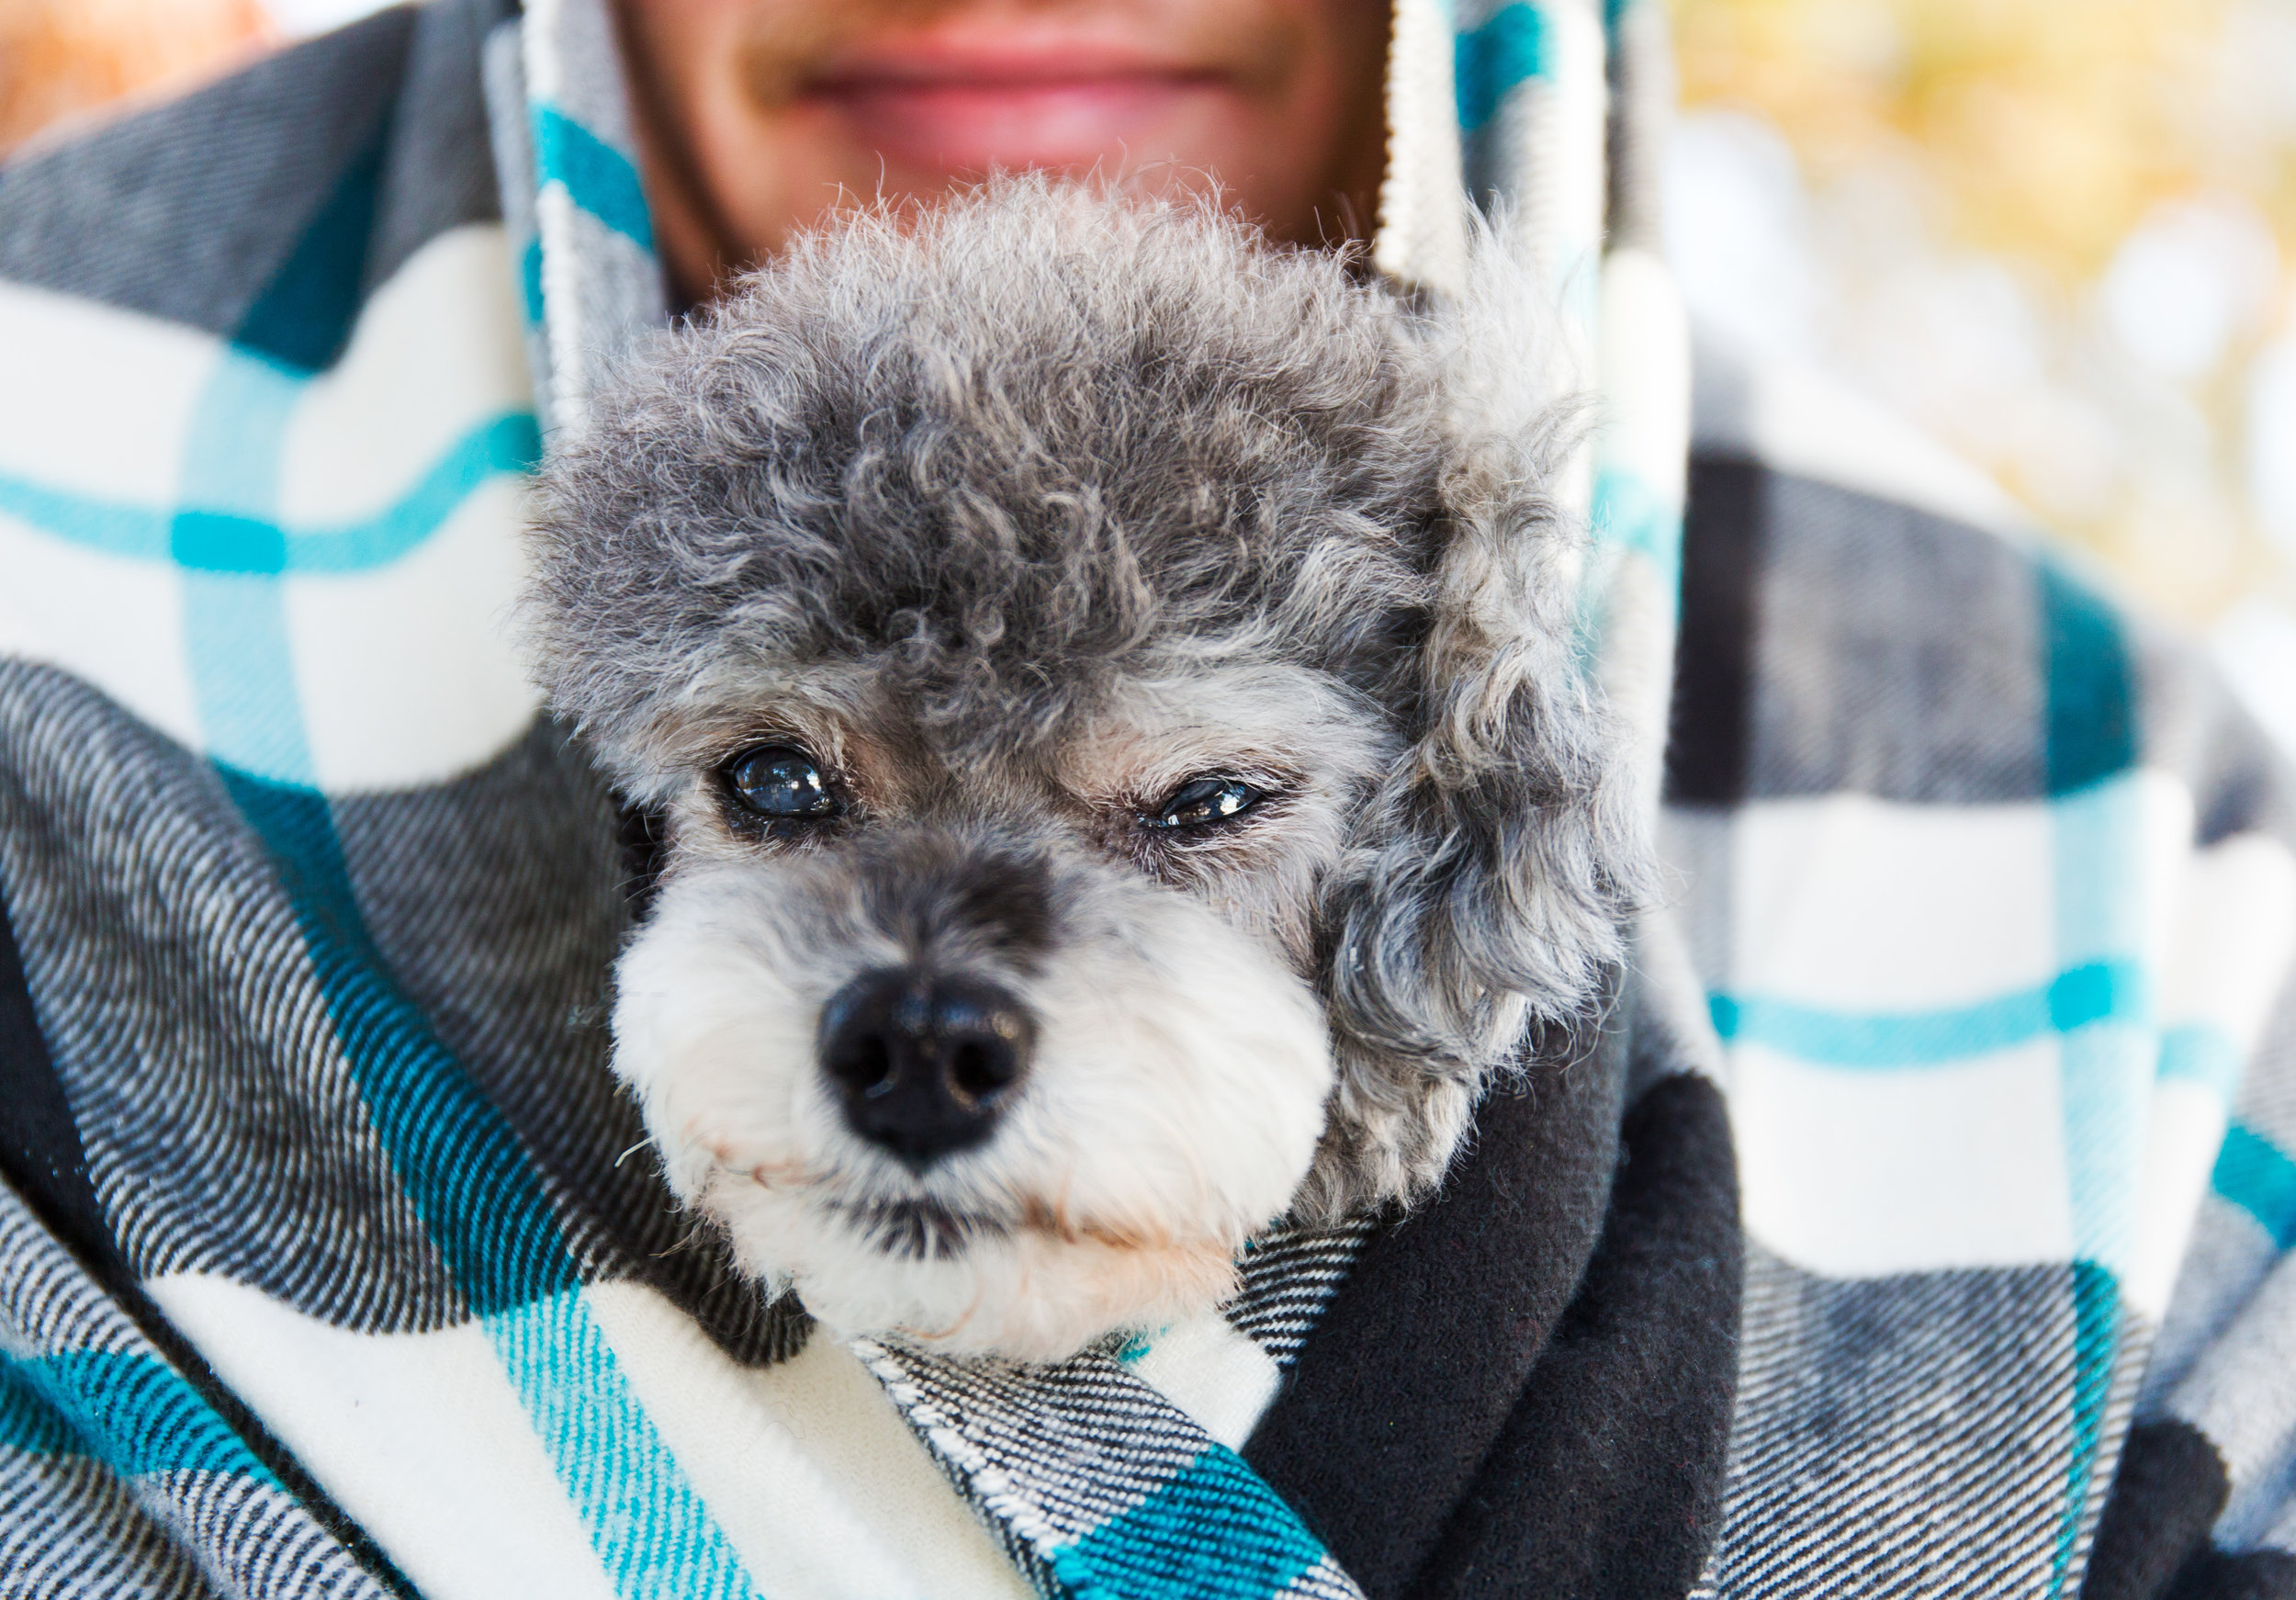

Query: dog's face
528 183 1642 1359
613 659 1390 1358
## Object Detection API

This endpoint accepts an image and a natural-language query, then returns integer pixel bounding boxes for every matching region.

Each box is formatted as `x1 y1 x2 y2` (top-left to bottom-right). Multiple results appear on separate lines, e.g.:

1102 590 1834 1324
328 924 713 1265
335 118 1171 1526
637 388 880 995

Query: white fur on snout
611 856 1334 1362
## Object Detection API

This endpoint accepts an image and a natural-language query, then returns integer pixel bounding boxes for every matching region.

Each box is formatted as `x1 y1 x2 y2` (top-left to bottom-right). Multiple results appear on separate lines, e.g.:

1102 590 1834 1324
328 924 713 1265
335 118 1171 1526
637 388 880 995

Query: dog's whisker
649 1216 716 1261
1020 1191 1076 1246
613 1137 655 1169
1052 1169 1080 1244
899 1271 993 1346
746 1157 816 1189
1011 1192 1189 1256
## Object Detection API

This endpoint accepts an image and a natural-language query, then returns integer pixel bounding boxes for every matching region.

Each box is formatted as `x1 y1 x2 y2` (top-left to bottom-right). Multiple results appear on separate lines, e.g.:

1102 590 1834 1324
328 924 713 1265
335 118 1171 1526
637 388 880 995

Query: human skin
612 0 1393 303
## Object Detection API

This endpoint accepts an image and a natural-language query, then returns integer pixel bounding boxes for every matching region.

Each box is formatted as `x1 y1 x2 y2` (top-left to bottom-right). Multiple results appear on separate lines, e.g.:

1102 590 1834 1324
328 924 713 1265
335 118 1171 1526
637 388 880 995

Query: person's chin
807 78 1246 181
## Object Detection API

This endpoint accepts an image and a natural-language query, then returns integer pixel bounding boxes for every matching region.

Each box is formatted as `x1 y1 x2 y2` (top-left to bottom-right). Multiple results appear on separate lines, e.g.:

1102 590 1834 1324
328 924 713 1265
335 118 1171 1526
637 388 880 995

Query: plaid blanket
1 0 2292 1596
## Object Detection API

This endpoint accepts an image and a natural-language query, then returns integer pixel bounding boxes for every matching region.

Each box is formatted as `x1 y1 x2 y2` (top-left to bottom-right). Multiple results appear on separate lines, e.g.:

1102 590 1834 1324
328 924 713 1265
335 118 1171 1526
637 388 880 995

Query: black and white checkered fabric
1221 1223 1379 1368
2 0 2294 1596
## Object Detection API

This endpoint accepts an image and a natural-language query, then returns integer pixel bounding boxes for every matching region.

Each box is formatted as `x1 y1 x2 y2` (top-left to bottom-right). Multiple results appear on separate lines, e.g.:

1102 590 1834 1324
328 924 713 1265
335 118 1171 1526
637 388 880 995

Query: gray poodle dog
523 181 1646 1360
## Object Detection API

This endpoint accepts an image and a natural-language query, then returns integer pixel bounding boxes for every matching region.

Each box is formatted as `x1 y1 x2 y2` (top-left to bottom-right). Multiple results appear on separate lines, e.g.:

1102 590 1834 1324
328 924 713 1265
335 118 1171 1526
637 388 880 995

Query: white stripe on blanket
148 1271 1036 1600
2130 834 2296 1317
146 1272 622 1600
0 284 214 501
285 477 535 792
1715 770 2260 1290
273 228 530 528
1117 1309 1284 1452
585 1284 1033 1600
1728 791 2061 1010
1735 1034 2079 1276
0 226 539 794
0 517 199 758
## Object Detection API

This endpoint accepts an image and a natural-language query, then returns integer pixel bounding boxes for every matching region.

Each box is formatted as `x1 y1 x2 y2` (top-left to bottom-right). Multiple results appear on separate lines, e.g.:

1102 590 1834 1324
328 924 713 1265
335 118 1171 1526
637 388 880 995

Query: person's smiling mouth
804 44 1237 173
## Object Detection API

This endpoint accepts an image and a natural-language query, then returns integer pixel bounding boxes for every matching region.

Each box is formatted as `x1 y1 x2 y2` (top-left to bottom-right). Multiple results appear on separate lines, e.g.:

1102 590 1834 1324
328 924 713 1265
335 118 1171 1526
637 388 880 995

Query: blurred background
1669 0 2296 755
6 0 2291 750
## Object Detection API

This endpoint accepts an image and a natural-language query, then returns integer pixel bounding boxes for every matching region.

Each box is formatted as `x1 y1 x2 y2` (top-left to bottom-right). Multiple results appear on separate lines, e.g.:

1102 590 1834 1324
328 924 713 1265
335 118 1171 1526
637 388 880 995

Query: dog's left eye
1142 776 1263 830
724 744 839 820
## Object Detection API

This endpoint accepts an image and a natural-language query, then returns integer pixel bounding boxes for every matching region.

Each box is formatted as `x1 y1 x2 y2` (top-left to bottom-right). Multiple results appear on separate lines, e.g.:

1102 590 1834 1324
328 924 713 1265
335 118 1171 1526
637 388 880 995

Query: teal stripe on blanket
1592 464 1683 619
486 1289 765 1599
237 138 383 375
163 138 760 1596
533 105 656 250
522 235 547 328
0 1358 83 1459
2213 1122 2296 1250
2042 563 2136 798
2052 1262 2120 1590
0 411 539 574
1456 4 1546 133
1707 960 2145 1067
2041 562 2141 1599
217 771 765 1600
2156 1024 2243 1100
215 770 581 1312
1593 465 1680 565
1052 1444 1325 1600
3 1351 276 1483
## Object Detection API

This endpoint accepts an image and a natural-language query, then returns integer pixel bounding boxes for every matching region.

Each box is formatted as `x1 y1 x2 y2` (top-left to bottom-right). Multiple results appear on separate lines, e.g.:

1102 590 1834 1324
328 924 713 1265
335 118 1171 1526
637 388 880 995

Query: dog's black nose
818 968 1034 1170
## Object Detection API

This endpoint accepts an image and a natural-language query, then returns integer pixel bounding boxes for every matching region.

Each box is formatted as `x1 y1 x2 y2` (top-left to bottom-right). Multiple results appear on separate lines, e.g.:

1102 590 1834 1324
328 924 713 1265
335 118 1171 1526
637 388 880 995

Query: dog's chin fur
527 178 1651 1359
708 1199 1241 1364
614 850 1334 1359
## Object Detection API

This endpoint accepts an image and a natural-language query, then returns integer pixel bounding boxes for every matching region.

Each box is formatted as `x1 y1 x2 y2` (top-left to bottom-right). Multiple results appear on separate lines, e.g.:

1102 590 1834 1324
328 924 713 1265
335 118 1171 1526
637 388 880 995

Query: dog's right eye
1142 775 1264 830
723 745 839 820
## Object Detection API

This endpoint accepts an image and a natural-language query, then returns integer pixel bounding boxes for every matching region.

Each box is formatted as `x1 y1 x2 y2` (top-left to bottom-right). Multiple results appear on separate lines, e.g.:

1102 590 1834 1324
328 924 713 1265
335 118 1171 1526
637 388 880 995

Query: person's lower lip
806 75 1221 174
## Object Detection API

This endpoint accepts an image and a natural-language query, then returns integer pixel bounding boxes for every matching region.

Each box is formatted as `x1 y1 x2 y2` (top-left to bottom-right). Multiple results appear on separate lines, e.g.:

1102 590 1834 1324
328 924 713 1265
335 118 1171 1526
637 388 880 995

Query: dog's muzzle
817 966 1036 1170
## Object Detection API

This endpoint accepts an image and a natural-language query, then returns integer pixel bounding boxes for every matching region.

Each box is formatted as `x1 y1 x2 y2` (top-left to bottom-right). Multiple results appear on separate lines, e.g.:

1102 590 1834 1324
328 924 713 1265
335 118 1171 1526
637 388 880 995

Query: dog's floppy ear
1307 231 1650 1214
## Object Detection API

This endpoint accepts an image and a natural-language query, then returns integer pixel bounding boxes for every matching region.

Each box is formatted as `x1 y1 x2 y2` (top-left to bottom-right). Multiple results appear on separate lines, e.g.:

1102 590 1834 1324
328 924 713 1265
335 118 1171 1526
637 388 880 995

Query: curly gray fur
524 178 1650 1222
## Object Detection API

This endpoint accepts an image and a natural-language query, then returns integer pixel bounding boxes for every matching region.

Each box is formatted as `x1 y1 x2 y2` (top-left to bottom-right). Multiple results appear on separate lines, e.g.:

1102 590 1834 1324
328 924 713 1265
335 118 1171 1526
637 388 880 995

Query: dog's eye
724 744 838 820
1142 776 1262 830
